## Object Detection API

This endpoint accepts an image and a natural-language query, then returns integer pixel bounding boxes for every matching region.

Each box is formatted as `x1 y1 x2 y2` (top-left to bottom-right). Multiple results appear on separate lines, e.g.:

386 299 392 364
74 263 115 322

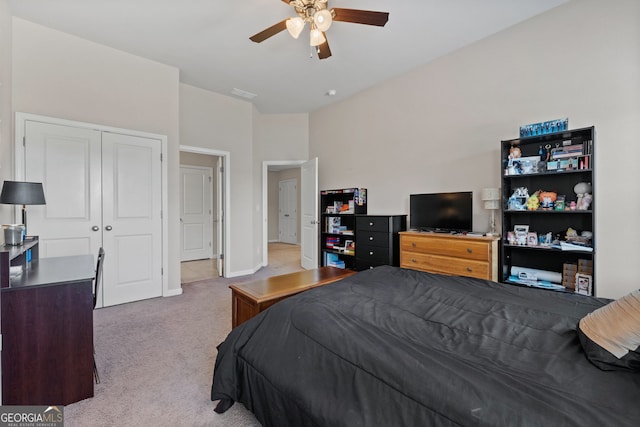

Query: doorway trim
262 160 306 267
14 112 171 298
180 145 231 278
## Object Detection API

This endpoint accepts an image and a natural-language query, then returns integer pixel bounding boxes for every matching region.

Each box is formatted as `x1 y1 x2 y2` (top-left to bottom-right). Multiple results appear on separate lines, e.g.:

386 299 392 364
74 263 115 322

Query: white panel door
301 158 318 269
279 179 297 244
24 121 103 258
101 132 163 306
180 165 213 261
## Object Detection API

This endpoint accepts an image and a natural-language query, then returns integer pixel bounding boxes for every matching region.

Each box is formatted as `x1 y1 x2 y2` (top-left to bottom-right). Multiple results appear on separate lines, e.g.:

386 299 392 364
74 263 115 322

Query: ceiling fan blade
281 0 292 4
317 36 332 60
332 8 389 27
250 19 288 43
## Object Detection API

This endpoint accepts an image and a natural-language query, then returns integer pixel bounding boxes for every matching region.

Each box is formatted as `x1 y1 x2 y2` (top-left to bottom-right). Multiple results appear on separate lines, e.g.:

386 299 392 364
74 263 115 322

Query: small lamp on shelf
0 180 46 238
481 188 500 236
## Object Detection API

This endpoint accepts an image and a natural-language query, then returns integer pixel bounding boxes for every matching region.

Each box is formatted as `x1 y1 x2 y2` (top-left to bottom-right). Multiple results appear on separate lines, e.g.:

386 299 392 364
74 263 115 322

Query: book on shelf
508 275 566 291
325 236 340 248
551 144 584 159
325 252 345 269
559 241 593 252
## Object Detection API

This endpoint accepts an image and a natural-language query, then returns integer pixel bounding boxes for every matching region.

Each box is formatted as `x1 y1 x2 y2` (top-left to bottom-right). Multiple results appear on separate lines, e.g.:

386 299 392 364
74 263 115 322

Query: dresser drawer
356 216 391 232
356 260 385 271
401 235 490 262
356 246 391 263
357 231 390 248
400 252 490 280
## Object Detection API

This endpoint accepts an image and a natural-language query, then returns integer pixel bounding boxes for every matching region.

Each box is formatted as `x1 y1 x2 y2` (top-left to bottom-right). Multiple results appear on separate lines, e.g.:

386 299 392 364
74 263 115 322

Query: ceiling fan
249 0 389 60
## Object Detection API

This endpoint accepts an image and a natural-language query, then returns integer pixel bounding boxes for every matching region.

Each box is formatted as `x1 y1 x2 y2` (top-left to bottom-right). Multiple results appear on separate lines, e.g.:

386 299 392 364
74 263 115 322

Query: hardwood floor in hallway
180 242 302 284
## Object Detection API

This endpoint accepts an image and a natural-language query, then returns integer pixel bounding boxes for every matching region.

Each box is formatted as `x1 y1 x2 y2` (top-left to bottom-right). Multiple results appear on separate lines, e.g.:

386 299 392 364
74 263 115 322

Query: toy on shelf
574 182 592 211
527 191 540 211
508 187 529 211
539 191 557 210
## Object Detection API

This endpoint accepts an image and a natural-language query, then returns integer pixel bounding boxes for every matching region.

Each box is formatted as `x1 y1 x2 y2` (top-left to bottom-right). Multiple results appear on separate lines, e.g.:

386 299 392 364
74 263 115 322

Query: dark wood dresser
355 215 407 271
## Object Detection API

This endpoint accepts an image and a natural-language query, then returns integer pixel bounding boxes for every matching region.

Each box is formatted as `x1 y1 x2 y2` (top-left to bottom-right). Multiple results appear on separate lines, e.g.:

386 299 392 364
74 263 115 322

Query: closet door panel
24 120 102 258
101 132 162 306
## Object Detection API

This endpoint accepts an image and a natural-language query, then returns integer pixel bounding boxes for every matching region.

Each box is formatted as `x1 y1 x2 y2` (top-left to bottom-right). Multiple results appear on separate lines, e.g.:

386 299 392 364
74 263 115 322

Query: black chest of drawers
355 215 406 271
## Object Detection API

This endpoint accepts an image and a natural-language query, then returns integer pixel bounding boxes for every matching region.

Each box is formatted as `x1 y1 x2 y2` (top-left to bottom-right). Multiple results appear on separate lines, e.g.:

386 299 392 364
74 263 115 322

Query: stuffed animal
539 191 557 210
508 187 529 211
527 191 540 211
577 193 592 210
574 182 593 211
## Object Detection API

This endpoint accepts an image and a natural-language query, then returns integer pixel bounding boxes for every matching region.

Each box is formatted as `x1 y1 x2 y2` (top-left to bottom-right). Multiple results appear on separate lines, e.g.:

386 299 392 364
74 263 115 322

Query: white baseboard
164 288 183 297
226 263 262 278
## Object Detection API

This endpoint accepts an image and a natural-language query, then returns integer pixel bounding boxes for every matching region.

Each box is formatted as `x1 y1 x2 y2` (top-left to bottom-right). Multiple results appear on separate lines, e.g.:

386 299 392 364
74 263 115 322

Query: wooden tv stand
400 231 499 281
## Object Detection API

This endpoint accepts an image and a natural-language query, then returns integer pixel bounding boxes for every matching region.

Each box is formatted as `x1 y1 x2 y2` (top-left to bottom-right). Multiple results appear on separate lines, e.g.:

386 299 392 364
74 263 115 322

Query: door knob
105 225 113 231
92 226 100 231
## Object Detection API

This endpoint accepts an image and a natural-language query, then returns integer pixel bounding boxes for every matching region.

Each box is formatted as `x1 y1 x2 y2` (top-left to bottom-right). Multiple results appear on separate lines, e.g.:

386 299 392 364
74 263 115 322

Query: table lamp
0 180 46 236
481 188 500 236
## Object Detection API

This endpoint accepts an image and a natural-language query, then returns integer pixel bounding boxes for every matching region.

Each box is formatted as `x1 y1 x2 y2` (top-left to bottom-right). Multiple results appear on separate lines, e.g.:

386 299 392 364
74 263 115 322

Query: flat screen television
409 191 473 233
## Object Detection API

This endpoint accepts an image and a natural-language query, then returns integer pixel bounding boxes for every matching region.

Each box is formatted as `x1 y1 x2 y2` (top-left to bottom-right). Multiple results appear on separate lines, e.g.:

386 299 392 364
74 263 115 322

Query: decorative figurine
527 191 540 211
539 191 557 210
508 187 529 211
574 182 593 211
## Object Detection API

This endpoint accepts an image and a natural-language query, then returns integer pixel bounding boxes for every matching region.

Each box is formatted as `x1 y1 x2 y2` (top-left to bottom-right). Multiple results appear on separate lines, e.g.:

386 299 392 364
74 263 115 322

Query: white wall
0 0 9 405
6 17 310 279
10 18 182 290
0 0 12 224
253 112 308 268
179 87 308 273
309 0 640 299
179 83 257 274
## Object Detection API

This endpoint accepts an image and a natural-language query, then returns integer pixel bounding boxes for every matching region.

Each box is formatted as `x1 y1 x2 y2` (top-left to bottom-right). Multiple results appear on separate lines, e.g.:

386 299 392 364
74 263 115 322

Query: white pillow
577 289 640 371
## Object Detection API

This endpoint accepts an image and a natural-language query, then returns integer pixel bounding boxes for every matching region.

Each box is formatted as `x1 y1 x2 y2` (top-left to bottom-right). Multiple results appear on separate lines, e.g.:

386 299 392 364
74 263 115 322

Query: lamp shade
286 17 305 39
0 181 46 205
309 27 326 47
313 9 333 32
481 187 500 201
483 200 500 210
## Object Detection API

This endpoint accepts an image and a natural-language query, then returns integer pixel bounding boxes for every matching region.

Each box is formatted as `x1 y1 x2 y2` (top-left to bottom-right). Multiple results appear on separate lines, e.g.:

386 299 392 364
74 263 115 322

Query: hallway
180 242 302 284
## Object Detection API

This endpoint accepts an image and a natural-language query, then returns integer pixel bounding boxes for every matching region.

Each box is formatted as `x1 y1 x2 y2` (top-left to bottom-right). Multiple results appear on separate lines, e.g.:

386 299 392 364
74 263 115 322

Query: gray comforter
211 266 640 426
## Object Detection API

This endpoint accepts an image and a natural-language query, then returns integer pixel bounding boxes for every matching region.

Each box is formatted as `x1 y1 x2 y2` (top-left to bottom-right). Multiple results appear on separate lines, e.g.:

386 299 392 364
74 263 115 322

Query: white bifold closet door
24 120 163 307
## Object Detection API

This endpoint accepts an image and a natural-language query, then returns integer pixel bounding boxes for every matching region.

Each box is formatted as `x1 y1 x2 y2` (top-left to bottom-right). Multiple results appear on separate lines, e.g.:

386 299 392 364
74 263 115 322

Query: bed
211 266 640 426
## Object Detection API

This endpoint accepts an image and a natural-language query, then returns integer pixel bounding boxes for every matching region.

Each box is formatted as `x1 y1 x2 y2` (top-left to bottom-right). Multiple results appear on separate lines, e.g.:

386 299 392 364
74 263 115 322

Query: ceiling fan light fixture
309 27 326 47
286 17 305 39
313 9 332 32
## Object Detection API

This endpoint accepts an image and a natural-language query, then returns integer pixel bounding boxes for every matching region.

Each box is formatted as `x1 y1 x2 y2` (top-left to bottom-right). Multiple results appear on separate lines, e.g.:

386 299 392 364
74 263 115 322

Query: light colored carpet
65 244 302 427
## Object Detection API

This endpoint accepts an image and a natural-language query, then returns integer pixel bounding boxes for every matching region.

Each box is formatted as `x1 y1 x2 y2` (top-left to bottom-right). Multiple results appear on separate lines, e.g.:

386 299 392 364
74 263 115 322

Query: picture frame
575 273 593 296
526 232 538 246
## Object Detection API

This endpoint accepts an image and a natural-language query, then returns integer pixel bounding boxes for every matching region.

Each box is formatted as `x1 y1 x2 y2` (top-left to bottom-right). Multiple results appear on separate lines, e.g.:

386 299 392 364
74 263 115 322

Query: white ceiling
8 0 567 114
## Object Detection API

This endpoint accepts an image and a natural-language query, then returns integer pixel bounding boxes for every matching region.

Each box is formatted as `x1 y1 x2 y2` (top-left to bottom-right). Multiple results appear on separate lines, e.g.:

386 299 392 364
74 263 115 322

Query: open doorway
262 159 319 270
179 146 230 283
262 161 305 268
